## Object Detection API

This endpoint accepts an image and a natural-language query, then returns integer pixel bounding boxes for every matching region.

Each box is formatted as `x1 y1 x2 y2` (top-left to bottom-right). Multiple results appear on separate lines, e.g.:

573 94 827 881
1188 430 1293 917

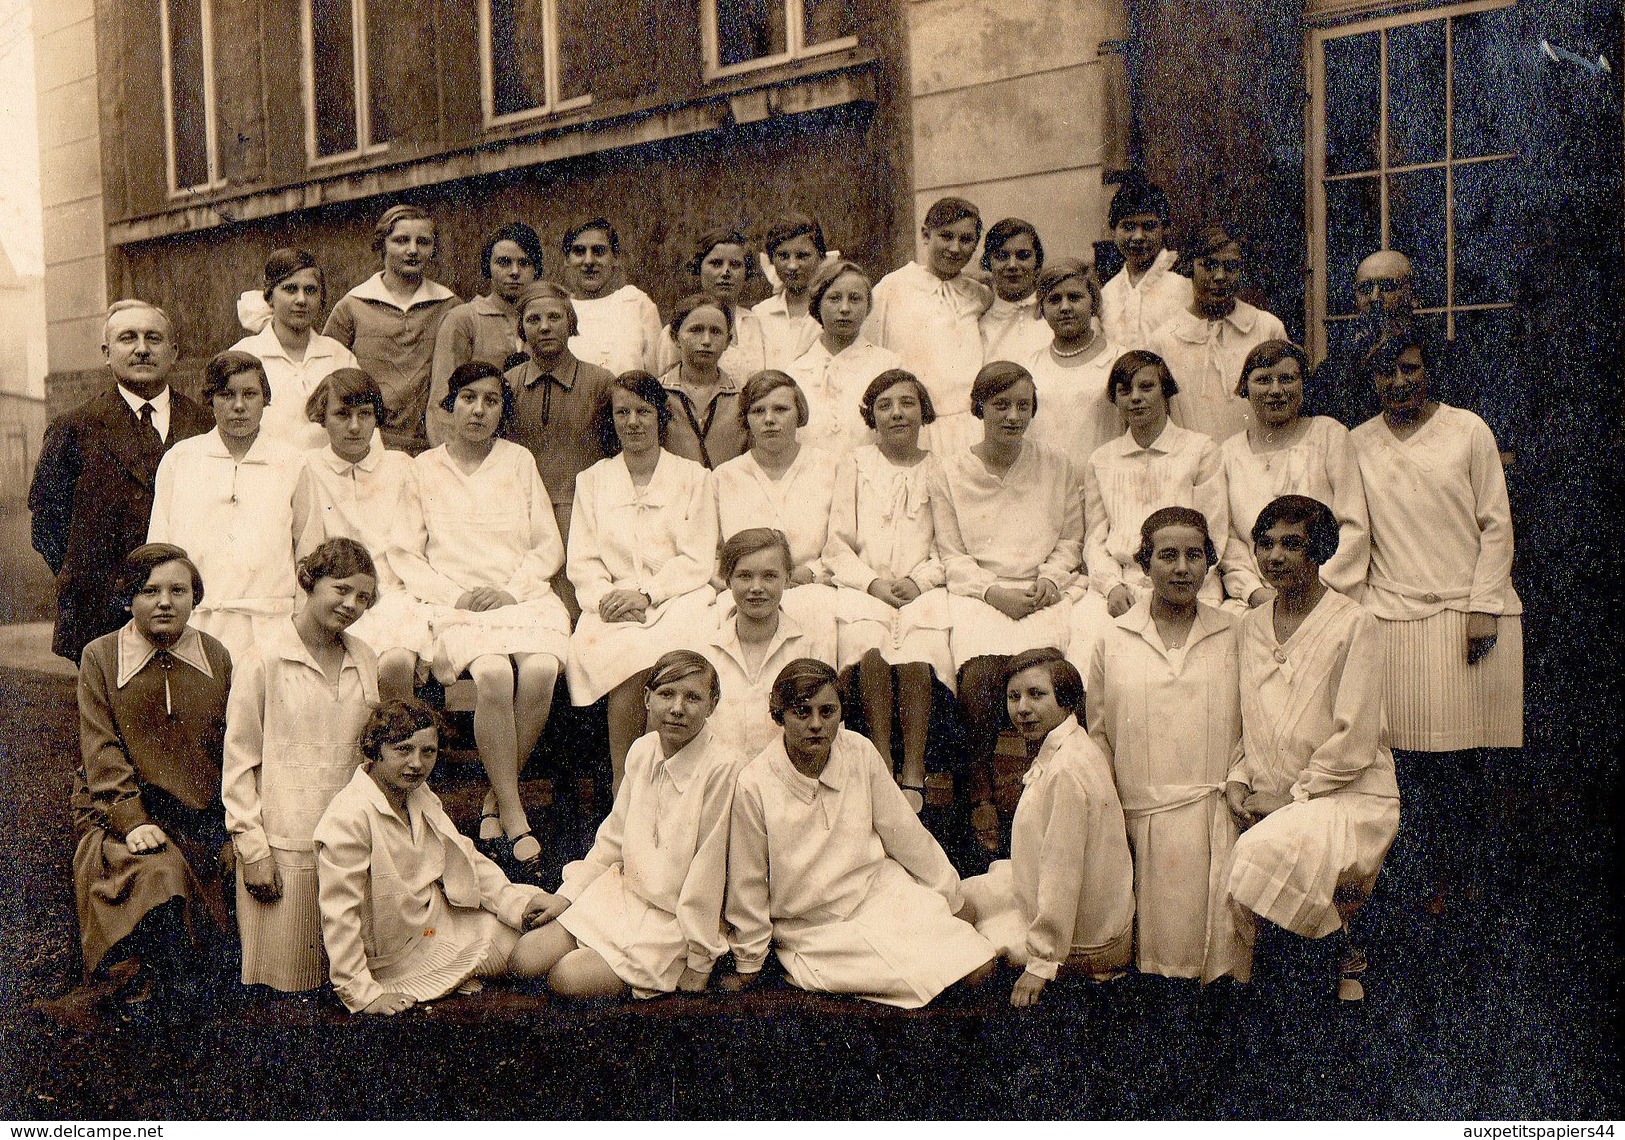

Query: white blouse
569 284 664 377
751 292 823 371
703 605 837 762
229 326 360 452
864 261 990 422
979 295 1052 367
1150 301 1288 442
1022 339 1127 472
785 338 902 455
1099 250 1193 351
294 440 417 588
714 446 840 574
822 446 945 590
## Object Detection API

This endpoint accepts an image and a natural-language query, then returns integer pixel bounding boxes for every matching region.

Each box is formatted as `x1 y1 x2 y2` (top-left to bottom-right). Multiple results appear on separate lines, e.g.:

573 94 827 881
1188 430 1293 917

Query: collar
348 765 435 829
520 354 580 390
316 437 385 474
1025 716 1083 785
269 616 367 681
117 384 171 416
1172 301 1259 341
347 272 457 311
986 294 1036 320
1118 420 1180 456
240 326 348 364
653 724 713 794
663 367 741 397
755 292 795 318
709 604 806 669
1135 248 1181 287
200 428 285 463
473 292 518 318
116 621 215 688
1117 598 1231 654
765 732 846 804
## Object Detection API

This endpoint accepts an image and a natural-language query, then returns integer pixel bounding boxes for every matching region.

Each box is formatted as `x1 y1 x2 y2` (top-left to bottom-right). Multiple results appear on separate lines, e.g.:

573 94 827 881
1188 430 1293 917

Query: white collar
347 271 457 311
316 438 385 475
117 384 170 416
116 622 214 688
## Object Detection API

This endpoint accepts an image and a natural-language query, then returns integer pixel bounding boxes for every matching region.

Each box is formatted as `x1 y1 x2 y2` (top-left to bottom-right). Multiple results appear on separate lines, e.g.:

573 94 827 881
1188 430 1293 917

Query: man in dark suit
29 300 215 662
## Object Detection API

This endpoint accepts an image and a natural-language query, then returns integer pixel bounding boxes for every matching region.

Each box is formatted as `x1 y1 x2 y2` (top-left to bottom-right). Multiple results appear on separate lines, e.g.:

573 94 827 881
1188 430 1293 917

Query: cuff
496 884 546 929
233 828 272 866
1024 959 1061 982
336 975 384 1014
1466 596 1506 617
684 952 717 977
106 794 152 839
733 954 767 976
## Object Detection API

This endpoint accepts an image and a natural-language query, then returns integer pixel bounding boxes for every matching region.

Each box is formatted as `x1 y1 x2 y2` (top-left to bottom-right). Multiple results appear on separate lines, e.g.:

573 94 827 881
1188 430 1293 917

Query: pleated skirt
368 891 519 1005
1377 610 1524 750
962 860 1133 980
237 847 325 991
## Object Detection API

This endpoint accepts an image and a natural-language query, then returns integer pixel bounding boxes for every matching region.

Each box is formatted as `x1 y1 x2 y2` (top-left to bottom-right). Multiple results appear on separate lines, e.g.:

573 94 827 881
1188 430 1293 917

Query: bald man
29 301 214 661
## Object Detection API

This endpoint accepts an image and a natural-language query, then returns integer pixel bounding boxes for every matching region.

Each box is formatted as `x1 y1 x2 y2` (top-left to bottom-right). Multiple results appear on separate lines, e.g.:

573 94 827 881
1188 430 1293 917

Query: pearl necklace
1050 337 1096 360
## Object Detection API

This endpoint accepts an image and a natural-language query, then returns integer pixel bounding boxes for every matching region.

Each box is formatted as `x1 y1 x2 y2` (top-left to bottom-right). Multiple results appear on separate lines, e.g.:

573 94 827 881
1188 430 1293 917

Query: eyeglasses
1355 277 1408 296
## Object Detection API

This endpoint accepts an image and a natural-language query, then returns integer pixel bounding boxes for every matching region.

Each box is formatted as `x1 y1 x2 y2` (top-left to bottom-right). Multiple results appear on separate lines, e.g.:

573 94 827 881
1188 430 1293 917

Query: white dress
714 444 841 624
148 429 305 663
979 294 1052 368
961 718 1136 980
701 602 838 761
930 439 1083 668
569 284 664 377
864 261 991 455
1099 250 1193 351
1225 590 1401 954
726 729 996 1007
390 438 571 682
293 441 434 658
556 726 746 996
785 337 901 456
1218 416 1371 603
1070 421 1228 674
229 326 360 453
314 768 544 1012
1085 602 1247 980
751 292 822 371
1150 301 1289 443
1351 404 1523 749
223 619 379 990
565 450 720 704
1022 339 1127 473
821 445 953 683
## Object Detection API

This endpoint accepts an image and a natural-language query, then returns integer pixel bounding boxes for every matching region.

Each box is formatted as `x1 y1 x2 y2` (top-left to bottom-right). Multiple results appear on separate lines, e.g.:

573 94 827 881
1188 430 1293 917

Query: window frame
477 0 594 128
700 0 860 81
301 0 390 168
159 0 225 196
1305 0 1518 360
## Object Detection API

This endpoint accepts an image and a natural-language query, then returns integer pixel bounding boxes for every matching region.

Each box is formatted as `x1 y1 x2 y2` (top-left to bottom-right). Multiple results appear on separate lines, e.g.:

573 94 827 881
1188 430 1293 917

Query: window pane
1388 168 1447 308
1325 176 1382 317
311 0 358 156
716 0 786 67
167 0 209 187
364 0 389 143
1454 158 1520 306
1387 19 1445 167
557 0 593 102
1453 5 1522 158
802 0 853 47
1324 32 1380 176
489 0 544 116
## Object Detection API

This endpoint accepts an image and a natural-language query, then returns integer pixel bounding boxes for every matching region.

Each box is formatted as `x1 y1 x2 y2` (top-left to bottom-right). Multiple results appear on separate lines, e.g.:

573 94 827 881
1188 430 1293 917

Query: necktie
139 402 162 447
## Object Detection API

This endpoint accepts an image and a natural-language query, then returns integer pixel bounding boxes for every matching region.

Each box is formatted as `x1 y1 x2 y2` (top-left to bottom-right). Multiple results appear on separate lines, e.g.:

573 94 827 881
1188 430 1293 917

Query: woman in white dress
391 361 570 881
526 652 746 998
231 248 360 452
148 351 304 663
657 228 767 383
978 218 1053 367
702 529 837 762
1070 349 1228 676
822 369 952 811
314 699 561 1015
787 260 902 455
1218 340 1369 608
1021 258 1124 471
1149 222 1288 442
929 361 1084 854
962 649 1135 1006
723 659 995 1007
561 217 664 376
1350 332 1521 914
1225 495 1401 1001
865 196 992 455
566 372 720 789
751 212 827 370
1086 507 1246 982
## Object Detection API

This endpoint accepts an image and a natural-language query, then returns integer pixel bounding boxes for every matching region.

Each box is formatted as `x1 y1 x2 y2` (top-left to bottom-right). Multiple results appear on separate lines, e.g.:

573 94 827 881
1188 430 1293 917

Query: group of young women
68 177 1522 1019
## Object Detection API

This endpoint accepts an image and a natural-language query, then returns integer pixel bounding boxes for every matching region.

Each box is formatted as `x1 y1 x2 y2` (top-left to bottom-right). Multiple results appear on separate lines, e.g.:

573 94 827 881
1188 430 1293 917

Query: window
480 0 593 125
159 0 222 193
702 0 858 79
303 0 389 164
1307 1 1521 364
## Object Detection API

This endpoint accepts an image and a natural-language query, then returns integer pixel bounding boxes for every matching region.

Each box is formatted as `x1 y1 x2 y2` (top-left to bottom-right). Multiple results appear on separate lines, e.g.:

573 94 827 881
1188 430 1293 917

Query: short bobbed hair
1133 506 1218 574
1105 349 1179 405
981 218 1044 273
807 260 872 325
593 370 672 456
305 367 385 426
562 217 620 255
763 212 827 257
922 196 982 238
514 281 580 339
719 527 793 582
738 370 809 434
1252 495 1340 566
296 537 377 593
686 228 755 278
668 293 735 341
1033 258 1102 322
970 360 1036 420
1235 339 1312 398
372 204 436 255
439 360 516 433
859 368 937 429
262 248 324 304
1360 329 1433 382
202 350 271 403
645 649 722 704
117 542 204 610
1002 648 1084 719
480 222 546 280
359 699 444 765
769 658 842 726
1109 174 1172 228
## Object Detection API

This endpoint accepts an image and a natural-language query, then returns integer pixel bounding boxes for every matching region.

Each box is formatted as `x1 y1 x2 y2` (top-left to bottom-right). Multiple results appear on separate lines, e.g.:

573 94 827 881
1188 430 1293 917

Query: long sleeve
1292 612 1388 801
445 818 543 930
675 760 738 974
1192 437 1229 567
557 772 629 902
1320 426 1372 597
322 300 357 349
314 803 385 1012
28 416 80 573
1034 460 1085 592
1466 415 1515 614
389 467 466 607
146 448 179 544
1219 523 1263 605
77 648 148 838
636 293 664 374
866 741 962 912
565 475 615 614
644 468 719 606
502 463 565 601
1082 455 1120 593
929 465 998 600
425 310 476 448
1084 636 1113 759
1024 768 1091 980
724 772 773 975
822 457 879 592
222 653 271 864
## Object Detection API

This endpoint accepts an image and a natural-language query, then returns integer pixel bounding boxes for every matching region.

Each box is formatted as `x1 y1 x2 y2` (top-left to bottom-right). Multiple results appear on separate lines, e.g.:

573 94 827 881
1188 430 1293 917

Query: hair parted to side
1252 495 1341 565
103 299 174 345
769 658 841 725
202 350 271 403
981 218 1044 273
1134 505 1218 573
1235 339 1311 398
305 367 386 426
737 370 809 434
116 543 204 610
718 527 793 581
859 368 937 428
562 217 620 255
440 360 516 432
262 248 324 304
686 227 754 278
372 203 436 256
1034 258 1102 322
1105 349 1179 405
668 292 735 341
970 360 1035 419
763 212 827 257
296 537 377 593
592 370 672 455
645 649 722 703
1109 173 1173 228
922 196 982 238
1002 647 1084 719
514 281 580 339
479 222 545 279
807 259 872 324
359 699 444 765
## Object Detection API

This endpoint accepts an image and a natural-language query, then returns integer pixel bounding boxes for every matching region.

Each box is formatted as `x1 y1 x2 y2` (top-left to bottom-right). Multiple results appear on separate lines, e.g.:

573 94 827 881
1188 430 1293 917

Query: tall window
702 0 858 79
304 0 388 163
160 0 221 193
1308 1 1520 366
480 0 593 125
